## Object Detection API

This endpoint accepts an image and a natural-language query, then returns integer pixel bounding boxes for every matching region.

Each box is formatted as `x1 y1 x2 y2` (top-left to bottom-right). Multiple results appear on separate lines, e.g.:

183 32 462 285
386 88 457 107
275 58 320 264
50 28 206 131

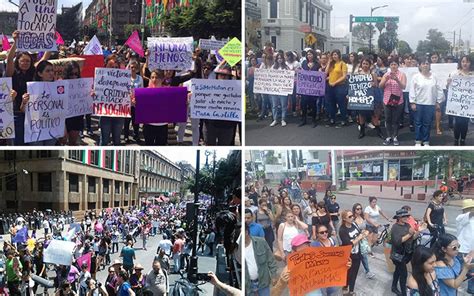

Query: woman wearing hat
390 209 426 296
455 199 474 294
130 264 145 295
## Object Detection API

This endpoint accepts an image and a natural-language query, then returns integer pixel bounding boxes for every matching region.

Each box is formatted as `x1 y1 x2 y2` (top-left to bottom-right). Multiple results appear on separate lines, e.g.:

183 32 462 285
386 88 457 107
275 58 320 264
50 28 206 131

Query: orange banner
287 245 352 295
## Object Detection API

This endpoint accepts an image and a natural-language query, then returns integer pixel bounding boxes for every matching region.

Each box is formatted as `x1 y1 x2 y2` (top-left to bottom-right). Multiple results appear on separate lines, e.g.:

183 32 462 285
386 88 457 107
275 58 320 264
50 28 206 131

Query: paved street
245 112 474 146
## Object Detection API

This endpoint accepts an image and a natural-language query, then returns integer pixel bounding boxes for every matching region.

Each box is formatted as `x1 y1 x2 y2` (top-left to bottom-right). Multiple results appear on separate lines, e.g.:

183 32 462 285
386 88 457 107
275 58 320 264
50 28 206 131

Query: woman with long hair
142 69 167 145
286 51 300 117
256 198 275 251
407 246 440 296
425 190 447 248
276 211 307 260
311 201 335 239
124 60 143 144
298 49 320 127
62 61 84 145
353 203 375 279
257 54 273 121
325 49 348 127
270 52 290 127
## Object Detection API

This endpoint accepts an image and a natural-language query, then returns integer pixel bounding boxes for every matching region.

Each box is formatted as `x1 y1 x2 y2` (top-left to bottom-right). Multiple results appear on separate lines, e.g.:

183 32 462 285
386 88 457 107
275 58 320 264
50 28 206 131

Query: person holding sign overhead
409 57 445 146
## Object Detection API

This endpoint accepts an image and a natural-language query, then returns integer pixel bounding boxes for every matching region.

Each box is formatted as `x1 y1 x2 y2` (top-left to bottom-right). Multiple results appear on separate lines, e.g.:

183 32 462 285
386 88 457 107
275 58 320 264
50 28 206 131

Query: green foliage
265 151 279 165
398 40 413 56
352 23 375 41
378 21 398 54
375 22 385 35
56 3 82 42
414 151 474 179
416 29 451 56
357 47 370 55
161 0 241 40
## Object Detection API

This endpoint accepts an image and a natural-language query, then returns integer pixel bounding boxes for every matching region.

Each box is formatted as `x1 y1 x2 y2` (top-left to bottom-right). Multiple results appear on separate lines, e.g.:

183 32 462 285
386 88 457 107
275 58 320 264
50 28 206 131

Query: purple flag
135 87 188 123
13 226 28 243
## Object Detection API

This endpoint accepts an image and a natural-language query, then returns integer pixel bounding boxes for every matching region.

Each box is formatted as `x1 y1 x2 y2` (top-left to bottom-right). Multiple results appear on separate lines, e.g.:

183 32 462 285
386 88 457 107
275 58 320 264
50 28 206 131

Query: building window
125 182 129 194
125 151 131 174
38 173 52 192
317 9 321 28
6 200 17 209
88 202 96 210
117 151 122 172
88 177 96 193
299 0 303 21
69 174 79 192
6 174 17 191
90 151 99 166
103 179 110 194
114 201 120 207
115 181 120 194
269 0 278 19
37 151 51 158
285 0 290 15
102 201 109 209
69 150 83 162
105 151 114 169
321 12 325 30
69 203 79 211
271 36 277 49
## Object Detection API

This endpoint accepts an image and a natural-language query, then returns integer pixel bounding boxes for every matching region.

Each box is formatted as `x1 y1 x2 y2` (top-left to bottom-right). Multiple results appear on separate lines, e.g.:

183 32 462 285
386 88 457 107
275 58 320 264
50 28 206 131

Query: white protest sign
83 35 103 55
93 68 132 117
446 76 474 118
147 37 194 71
43 240 75 266
0 78 15 139
24 81 67 143
253 68 295 95
198 39 227 51
431 63 458 89
66 78 94 118
397 67 419 92
190 79 241 122
17 0 58 52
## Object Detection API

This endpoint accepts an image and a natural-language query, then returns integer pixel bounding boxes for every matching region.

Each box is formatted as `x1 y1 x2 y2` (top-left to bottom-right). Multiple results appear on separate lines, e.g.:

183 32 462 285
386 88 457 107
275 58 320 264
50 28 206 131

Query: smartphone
197 273 211 281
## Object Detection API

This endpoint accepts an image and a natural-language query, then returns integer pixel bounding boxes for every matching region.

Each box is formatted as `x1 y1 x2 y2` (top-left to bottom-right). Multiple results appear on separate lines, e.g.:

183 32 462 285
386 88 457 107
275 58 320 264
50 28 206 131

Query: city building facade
0 11 17 36
177 161 196 199
0 150 139 213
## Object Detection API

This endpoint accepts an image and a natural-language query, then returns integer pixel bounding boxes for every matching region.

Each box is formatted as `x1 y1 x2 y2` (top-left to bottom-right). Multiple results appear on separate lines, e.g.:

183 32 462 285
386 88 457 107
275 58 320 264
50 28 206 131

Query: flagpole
141 0 146 47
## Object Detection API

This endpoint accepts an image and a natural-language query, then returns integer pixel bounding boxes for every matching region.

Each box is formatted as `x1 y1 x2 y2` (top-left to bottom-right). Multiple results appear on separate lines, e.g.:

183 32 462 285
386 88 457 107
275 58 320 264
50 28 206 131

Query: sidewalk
337 185 471 207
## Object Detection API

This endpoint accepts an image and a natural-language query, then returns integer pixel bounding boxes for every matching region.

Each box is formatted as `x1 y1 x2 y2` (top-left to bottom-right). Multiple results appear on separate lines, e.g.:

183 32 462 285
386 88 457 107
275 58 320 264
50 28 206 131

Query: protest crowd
0 17 242 146
246 43 474 146
244 178 474 296
0 200 241 296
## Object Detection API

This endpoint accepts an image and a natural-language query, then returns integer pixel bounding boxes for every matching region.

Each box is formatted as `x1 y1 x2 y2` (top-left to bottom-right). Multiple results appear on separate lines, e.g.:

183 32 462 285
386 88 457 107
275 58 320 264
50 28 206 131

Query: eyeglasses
318 230 328 234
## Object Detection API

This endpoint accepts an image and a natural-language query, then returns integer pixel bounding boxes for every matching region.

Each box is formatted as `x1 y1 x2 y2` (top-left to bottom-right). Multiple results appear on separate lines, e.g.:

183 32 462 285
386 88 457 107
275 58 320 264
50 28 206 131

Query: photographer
86 279 108 296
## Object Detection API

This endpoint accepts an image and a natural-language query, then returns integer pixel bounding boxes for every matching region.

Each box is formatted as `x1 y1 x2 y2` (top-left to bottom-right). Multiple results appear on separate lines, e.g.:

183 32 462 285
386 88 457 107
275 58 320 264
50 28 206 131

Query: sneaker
270 120 278 127
367 123 375 129
383 137 392 145
366 272 376 279
415 141 422 147
325 120 335 127
393 137 400 146
281 120 287 127
423 141 430 146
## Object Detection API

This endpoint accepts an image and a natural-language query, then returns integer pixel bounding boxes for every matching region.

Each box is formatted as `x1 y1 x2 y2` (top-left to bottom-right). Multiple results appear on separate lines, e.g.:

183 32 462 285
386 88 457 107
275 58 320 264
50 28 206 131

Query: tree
357 47 370 55
416 29 451 56
375 22 385 35
378 21 398 54
161 0 240 40
56 3 82 42
397 40 413 56
415 151 474 180
352 23 375 41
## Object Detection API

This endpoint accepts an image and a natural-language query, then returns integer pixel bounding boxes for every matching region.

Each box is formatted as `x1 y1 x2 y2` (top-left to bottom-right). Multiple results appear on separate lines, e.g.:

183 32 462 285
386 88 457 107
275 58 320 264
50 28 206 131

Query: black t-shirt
312 214 332 232
428 202 444 225
308 189 316 198
339 223 360 254
326 202 340 222
248 192 259 205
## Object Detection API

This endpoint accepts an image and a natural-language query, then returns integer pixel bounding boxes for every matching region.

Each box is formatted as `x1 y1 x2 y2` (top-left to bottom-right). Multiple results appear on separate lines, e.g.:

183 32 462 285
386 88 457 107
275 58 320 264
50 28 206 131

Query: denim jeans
249 281 270 296
100 117 125 146
361 252 370 273
328 84 347 122
414 104 435 143
271 95 288 122
259 94 271 119
173 253 181 272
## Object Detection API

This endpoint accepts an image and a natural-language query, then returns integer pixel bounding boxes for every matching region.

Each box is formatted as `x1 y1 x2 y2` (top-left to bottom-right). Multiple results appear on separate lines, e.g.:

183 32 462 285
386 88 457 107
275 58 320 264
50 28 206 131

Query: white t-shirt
159 239 173 255
364 205 381 225
245 242 259 281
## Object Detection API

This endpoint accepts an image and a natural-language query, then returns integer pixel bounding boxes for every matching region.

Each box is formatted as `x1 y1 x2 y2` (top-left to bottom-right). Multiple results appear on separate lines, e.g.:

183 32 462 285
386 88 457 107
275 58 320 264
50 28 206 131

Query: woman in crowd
311 201 335 239
356 57 380 139
256 198 275 251
246 56 259 112
339 210 368 295
62 61 84 145
325 49 348 127
274 192 292 230
425 190 447 248
142 69 167 145
380 59 407 146
276 211 308 259
449 55 473 145
409 57 445 146
291 204 309 236
270 52 289 127
257 54 273 121
310 224 339 295
298 49 320 128
319 52 330 121
124 60 143 144
326 194 340 233
390 209 425 296
433 233 474 296
352 203 375 280
129 264 145 295
407 246 440 296
364 196 391 249
285 51 300 117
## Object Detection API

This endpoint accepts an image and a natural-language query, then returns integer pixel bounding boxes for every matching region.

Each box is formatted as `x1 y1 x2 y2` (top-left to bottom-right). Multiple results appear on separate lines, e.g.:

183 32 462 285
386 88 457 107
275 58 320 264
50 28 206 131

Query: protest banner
347 74 375 111
77 253 92 272
135 87 187 123
66 78 94 118
190 79 241 122
446 76 474 118
83 35 104 55
69 223 82 233
147 37 194 71
43 240 75 266
431 63 458 89
218 37 242 67
296 70 326 96
93 68 132 117
254 68 295 95
397 67 419 91
198 39 227 51
17 0 58 52
24 81 67 143
0 78 15 139
55 31 64 45
77 55 104 78
288 245 351 295
49 57 85 80
125 30 144 57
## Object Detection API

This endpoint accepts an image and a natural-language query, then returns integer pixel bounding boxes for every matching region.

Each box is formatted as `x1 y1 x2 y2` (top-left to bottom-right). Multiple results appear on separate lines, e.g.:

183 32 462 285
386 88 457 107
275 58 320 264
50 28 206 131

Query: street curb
336 191 464 207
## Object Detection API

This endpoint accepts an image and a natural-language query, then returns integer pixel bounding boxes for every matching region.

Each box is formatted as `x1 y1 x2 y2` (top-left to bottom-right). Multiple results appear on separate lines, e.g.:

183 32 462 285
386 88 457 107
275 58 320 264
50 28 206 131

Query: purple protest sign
135 87 188 123
296 70 326 96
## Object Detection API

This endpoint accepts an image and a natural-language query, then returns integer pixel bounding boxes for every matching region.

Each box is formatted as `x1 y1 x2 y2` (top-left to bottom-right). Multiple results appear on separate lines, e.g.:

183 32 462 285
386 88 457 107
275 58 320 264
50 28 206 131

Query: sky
155 149 237 168
0 0 92 12
330 0 473 49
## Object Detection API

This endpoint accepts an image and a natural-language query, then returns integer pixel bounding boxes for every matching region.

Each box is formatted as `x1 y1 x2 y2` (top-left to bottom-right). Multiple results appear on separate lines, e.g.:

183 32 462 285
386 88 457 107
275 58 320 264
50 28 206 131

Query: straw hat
134 263 144 270
462 199 474 210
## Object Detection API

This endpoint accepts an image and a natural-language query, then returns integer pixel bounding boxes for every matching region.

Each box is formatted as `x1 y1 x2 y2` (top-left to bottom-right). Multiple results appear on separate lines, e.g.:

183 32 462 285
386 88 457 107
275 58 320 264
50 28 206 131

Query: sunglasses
331 197 336 200
318 230 328 234
347 215 354 219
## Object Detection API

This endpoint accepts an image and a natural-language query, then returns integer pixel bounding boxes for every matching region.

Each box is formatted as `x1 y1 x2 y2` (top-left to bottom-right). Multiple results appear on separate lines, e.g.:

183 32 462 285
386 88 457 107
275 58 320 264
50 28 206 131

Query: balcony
262 18 281 28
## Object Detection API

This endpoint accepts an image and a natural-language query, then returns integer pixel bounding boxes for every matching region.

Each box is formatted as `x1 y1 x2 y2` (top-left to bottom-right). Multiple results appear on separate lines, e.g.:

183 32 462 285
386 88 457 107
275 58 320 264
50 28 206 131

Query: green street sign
354 16 399 23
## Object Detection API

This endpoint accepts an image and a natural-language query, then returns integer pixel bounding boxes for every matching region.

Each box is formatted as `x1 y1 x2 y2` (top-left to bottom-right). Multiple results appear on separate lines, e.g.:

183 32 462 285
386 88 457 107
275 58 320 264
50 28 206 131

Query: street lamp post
188 151 200 284
369 5 388 53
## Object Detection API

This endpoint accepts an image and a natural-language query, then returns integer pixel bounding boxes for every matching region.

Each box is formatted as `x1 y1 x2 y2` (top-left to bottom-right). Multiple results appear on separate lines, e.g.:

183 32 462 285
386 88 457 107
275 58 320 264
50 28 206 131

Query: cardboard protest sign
446 76 474 118
296 70 326 96
49 57 85 80
77 55 104 78
0 78 15 139
288 245 352 295
190 79 241 122
66 78 94 118
218 37 242 67
397 67 419 92
93 68 132 117
43 240 75 266
147 37 194 71
24 81 67 143
347 74 375 111
83 35 103 55
253 68 295 95
431 63 458 89
17 0 58 52
198 39 227 51
135 87 187 123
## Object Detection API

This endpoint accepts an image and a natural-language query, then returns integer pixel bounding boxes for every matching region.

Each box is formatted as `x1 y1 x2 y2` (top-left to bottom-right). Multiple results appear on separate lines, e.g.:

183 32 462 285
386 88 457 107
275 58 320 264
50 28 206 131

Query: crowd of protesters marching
246 43 474 146
0 31 241 146
0 202 240 296
244 177 474 296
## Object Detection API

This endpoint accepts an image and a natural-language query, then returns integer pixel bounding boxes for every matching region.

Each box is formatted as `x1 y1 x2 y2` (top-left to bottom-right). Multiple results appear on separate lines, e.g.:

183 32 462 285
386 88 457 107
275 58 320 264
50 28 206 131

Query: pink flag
77 252 92 273
56 31 64 45
125 31 144 57
2 34 11 51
